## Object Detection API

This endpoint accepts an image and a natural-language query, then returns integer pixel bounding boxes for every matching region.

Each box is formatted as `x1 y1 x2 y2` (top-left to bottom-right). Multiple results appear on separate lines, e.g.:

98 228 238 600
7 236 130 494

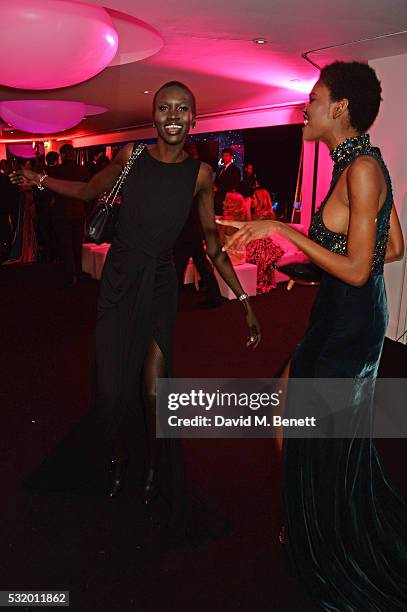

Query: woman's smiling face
153 86 195 146
303 81 336 142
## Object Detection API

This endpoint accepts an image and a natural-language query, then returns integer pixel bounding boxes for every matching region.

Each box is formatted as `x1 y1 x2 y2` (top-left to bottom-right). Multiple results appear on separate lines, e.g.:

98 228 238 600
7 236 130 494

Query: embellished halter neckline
330 134 372 176
308 133 393 276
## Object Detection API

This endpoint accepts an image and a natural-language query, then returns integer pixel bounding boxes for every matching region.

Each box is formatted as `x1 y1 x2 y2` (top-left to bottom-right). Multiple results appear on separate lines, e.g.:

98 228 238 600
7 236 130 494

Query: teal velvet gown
283 135 407 611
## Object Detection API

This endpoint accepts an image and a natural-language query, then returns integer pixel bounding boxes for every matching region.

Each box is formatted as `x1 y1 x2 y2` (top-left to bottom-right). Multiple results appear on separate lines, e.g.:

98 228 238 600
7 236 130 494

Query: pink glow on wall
301 141 333 229
301 142 316 229
0 0 118 89
0 100 107 134
315 143 333 211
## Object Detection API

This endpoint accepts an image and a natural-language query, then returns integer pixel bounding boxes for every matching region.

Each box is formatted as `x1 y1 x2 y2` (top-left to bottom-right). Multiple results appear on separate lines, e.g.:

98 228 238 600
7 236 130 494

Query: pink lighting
0 0 119 89
107 10 163 66
8 143 44 158
105 34 116 47
283 78 318 94
0 100 107 134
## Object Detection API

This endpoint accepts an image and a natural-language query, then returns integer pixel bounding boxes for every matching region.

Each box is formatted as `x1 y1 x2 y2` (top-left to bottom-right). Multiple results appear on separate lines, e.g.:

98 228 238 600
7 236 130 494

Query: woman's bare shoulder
348 154 382 176
112 143 135 168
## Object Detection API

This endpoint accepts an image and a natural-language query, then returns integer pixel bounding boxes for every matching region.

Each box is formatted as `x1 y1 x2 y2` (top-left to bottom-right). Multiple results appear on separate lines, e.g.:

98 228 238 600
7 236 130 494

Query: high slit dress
26 148 204 522
283 135 407 611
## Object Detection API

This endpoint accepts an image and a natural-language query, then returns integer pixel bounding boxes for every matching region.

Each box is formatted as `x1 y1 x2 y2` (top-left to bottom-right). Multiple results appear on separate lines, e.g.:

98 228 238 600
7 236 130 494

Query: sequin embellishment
309 134 392 275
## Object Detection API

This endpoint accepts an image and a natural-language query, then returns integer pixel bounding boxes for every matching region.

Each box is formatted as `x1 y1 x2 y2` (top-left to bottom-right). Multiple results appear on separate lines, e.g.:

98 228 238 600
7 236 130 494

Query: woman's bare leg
275 358 291 456
141 338 166 503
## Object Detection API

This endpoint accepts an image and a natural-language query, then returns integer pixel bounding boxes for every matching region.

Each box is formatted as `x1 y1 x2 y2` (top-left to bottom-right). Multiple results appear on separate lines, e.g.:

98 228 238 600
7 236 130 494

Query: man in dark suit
214 147 241 215
49 144 90 287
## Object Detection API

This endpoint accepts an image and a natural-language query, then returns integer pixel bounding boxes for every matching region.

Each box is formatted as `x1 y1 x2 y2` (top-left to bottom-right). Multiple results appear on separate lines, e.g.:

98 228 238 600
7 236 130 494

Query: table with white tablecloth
82 242 259 299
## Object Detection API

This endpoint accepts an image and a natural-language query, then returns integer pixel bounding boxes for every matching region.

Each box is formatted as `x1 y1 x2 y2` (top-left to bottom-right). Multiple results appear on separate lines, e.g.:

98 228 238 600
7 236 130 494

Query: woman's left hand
216 219 282 251
245 304 261 348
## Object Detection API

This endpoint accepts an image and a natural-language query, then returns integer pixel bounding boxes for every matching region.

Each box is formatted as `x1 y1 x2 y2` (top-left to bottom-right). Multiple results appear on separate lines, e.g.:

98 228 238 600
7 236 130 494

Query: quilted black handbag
86 143 145 244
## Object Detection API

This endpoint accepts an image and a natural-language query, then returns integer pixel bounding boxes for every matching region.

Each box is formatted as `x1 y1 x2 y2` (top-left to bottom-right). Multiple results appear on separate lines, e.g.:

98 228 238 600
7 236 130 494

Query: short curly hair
319 61 382 133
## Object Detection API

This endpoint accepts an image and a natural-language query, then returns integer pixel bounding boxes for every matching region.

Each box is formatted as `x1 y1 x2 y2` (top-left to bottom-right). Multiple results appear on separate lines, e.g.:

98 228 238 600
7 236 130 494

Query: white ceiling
1 0 407 141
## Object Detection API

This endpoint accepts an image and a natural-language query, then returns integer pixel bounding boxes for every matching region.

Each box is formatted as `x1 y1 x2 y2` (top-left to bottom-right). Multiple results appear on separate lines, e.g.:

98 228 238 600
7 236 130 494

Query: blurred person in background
240 162 260 198
0 168 19 263
214 147 241 215
15 158 37 263
48 144 90 287
245 189 284 293
34 151 59 263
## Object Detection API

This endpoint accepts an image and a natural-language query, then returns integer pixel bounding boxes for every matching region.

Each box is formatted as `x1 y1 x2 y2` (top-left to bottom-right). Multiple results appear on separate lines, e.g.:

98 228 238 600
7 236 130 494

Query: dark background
241 124 303 209
78 124 302 204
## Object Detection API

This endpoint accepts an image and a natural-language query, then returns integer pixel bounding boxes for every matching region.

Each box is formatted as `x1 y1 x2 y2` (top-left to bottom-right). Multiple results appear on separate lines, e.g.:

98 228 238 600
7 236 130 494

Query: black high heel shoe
106 457 128 498
140 467 159 505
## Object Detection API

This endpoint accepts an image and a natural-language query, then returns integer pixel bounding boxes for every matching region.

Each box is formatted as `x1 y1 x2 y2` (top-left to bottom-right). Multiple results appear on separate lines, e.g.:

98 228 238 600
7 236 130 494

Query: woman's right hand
245 304 261 348
216 219 282 250
9 169 40 188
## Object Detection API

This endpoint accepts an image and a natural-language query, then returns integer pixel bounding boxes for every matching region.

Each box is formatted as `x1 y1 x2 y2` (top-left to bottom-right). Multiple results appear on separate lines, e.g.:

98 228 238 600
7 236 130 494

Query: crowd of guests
0 146 93 286
174 145 284 298
1 154 58 266
214 147 262 214
1 143 284 294
0 157 36 265
215 148 285 293
0 159 19 263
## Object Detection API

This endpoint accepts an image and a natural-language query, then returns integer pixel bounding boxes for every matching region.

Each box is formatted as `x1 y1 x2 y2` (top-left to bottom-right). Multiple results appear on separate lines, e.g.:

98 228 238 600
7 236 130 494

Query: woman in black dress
240 162 260 198
218 62 407 610
12 82 261 533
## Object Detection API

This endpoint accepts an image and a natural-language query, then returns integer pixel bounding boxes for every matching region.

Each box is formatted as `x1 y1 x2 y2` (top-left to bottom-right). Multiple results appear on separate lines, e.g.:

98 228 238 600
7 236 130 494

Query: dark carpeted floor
0 263 405 612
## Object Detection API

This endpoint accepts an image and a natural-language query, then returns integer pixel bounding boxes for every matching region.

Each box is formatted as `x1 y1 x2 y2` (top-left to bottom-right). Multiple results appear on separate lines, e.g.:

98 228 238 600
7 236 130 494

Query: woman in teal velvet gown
218 61 407 611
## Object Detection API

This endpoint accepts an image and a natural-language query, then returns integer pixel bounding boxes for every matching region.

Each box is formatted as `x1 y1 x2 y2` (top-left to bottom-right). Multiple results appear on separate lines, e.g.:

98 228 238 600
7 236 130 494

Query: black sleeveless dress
95 148 201 446
26 149 202 510
283 135 407 610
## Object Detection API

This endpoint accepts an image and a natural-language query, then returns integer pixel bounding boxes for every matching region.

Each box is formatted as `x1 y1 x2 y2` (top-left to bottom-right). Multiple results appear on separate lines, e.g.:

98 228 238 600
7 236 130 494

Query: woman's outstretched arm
218 157 401 287
195 162 261 348
10 144 134 201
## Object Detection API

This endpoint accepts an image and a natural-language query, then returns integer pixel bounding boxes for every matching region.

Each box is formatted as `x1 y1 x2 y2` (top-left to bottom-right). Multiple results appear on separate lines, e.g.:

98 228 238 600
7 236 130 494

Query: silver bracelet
37 173 48 190
238 293 250 302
